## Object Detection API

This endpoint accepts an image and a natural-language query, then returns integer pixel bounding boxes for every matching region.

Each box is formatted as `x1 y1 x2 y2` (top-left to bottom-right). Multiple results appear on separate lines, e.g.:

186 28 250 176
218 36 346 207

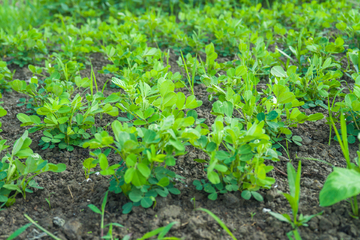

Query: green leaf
241 190 251 200
208 192 218 200
83 158 97 169
235 65 247 76
12 137 24 156
208 171 220 184
122 202 133 214
101 191 109 212
132 169 147 187
0 195 8 202
266 111 278 121
88 204 101 214
137 163 151 178
157 221 179 239
53 163 66 172
223 101 233 117
287 162 297 198
168 188 180 195
215 151 230 160
129 189 143 202
292 136 302 143
99 154 108 170
17 113 31 123
124 168 135 184
176 92 186 110
6 223 33 240
257 112 265 121
251 191 264 201
125 154 137 167
159 81 175 97
336 22 347 31
185 95 199 109
141 197 153 208
133 119 147 125
271 66 287 78
268 211 293 224
214 164 227 172
157 177 170 187
104 94 120 104
204 184 215 193
162 92 177 108
238 145 252 154
278 92 295 104
0 172 6 180
169 139 185 151
348 135 356 144
320 167 360 207
206 142 217 152
307 113 324 121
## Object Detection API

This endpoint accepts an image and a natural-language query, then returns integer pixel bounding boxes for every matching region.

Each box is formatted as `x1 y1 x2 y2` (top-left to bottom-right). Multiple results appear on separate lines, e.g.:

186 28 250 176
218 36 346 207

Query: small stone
319 216 333 231
120 214 128 221
309 221 318 231
27 229 47 240
53 216 66 227
63 218 82 240
312 180 323 190
39 216 53 229
265 189 279 202
337 232 351 240
252 231 267 240
187 216 212 239
349 224 358 237
224 193 240 208
303 179 314 188
193 192 205 201
303 137 312 145
263 208 271 213
239 226 248 234
159 205 182 219
146 208 155 216
319 234 337 240
132 206 143 214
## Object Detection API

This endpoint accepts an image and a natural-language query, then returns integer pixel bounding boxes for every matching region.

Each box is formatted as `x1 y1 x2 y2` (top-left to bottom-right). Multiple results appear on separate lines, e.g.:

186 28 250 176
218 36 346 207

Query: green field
1 0 360 239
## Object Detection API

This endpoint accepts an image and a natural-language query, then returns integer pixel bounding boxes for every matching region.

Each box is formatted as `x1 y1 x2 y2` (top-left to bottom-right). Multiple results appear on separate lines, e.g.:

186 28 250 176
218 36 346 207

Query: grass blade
158 222 178 239
7 223 32 240
138 226 164 239
196 208 237 240
24 214 61 240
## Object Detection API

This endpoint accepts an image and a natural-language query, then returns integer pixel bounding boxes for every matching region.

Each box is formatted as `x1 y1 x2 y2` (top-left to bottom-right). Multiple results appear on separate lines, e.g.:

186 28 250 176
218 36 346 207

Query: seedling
190 196 196 210
319 111 360 217
88 191 124 238
268 161 323 239
0 131 66 207
7 214 61 240
45 192 55 210
137 222 179 240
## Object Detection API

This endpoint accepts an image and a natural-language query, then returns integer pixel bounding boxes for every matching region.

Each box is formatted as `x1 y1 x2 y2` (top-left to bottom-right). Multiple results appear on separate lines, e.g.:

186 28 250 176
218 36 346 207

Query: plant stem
352 195 359 217
24 214 62 240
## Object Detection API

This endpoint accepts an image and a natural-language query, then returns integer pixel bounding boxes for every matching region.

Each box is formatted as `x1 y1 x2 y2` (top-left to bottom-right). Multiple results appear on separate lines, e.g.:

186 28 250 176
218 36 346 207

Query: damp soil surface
1 55 360 240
